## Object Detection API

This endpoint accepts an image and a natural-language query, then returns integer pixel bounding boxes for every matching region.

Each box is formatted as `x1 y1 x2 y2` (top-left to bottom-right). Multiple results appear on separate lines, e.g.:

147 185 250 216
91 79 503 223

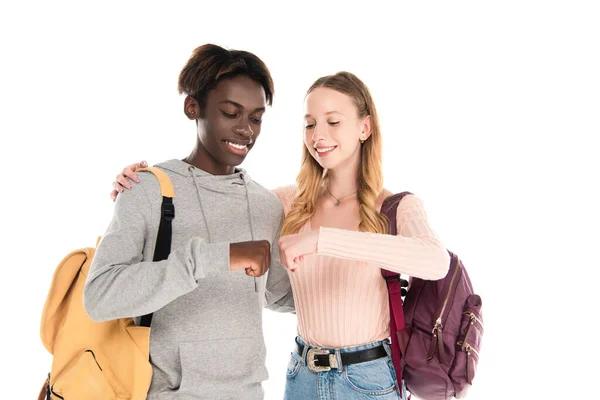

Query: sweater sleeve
316 194 450 280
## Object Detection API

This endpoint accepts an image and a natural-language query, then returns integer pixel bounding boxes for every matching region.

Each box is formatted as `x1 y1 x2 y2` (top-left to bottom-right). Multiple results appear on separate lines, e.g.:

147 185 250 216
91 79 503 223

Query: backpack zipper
456 341 480 357
85 349 103 371
460 341 476 385
427 259 461 363
457 339 479 384
50 350 102 399
50 385 65 400
463 311 483 327
434 259 461 332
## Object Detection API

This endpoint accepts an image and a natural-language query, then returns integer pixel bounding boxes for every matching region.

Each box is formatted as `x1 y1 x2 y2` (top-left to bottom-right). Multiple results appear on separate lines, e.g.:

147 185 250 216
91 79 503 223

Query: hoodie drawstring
240 173 256 241
241 173 259 292
189 166 259 291
189 166 212 243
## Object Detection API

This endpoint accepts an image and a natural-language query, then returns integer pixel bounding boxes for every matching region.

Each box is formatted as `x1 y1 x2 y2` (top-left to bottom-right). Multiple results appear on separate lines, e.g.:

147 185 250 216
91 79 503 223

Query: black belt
296 341 387 372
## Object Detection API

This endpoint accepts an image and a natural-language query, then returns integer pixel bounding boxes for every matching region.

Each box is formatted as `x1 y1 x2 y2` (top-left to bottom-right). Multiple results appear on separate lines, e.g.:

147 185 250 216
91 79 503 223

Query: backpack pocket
403 325 455 399
51 349 131 399
449 294 483 396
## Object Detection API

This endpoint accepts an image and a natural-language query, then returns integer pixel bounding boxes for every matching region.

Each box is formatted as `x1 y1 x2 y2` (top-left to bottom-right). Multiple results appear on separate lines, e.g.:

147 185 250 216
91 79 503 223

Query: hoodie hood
156 159 251 194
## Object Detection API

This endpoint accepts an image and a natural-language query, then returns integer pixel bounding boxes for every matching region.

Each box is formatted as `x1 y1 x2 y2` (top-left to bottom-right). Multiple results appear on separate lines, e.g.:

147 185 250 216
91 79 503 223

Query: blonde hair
282 72 388 236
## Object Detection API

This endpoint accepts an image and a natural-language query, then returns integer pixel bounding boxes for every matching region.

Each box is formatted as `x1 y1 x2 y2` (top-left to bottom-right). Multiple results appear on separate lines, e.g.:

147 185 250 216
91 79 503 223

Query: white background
1 1 598 399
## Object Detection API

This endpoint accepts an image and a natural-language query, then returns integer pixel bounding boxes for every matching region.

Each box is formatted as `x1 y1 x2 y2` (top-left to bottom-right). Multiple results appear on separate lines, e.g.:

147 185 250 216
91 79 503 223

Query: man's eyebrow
220 100 265 112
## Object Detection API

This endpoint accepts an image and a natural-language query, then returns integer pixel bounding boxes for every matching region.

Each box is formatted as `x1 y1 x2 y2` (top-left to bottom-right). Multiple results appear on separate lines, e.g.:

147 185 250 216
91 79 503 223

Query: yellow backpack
38 167 175 400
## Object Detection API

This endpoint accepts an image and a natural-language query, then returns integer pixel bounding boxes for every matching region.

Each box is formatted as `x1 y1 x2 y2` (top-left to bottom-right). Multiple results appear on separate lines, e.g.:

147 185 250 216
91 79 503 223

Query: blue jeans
284 336 407 400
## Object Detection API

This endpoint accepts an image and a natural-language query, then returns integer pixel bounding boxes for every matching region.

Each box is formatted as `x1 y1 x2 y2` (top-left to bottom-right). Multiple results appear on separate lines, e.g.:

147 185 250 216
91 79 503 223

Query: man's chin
221 154 247 168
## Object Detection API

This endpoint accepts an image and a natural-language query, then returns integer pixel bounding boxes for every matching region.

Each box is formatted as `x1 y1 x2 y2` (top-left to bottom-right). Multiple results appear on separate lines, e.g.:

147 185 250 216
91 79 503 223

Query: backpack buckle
161 201 175 222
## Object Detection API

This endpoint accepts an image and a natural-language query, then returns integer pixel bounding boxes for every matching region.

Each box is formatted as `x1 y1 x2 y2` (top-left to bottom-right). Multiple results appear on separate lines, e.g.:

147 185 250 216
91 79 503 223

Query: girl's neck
326 159 359 199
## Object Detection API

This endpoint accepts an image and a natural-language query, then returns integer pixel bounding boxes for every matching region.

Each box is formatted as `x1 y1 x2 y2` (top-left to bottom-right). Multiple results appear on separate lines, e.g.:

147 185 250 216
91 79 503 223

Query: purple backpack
381 192 483 400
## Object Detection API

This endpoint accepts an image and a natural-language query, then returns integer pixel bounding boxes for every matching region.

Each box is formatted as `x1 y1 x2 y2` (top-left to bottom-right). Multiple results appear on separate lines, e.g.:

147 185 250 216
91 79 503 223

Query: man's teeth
227 141 247 150
316 146 335 153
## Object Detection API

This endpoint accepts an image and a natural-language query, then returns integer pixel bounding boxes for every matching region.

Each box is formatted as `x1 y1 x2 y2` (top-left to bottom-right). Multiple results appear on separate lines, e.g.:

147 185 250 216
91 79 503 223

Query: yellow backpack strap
95 167 174 249
137 166 175 199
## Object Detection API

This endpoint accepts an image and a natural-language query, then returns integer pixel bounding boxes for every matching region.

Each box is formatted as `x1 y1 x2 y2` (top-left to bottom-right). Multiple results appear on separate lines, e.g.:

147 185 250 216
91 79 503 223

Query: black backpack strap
153 197 175 262
139 196 174 327
137 167 175 328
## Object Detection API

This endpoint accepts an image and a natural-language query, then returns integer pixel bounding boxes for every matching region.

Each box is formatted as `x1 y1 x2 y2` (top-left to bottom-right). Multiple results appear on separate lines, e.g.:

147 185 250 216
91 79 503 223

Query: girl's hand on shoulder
110 160 148 201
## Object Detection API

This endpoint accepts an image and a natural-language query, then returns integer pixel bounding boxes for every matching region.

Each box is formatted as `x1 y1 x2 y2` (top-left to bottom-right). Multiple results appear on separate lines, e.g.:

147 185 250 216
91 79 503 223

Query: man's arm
84 175 230 321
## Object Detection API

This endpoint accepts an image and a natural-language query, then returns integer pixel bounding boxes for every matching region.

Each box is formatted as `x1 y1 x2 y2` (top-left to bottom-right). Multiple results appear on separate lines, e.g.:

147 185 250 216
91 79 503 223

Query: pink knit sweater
273 186 449 348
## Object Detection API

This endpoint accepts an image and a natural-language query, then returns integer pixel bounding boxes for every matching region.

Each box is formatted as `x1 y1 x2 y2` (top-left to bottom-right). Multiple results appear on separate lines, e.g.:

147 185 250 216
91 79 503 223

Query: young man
84 44 294 400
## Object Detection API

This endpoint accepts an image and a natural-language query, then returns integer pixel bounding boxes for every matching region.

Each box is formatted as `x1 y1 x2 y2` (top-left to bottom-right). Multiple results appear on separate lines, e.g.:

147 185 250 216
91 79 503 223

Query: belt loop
382 338 393 358
335 349 343 370
300 339 309 366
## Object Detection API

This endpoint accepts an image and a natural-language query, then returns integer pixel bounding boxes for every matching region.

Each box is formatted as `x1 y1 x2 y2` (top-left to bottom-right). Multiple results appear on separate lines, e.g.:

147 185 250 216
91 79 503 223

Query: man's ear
184 95 202 120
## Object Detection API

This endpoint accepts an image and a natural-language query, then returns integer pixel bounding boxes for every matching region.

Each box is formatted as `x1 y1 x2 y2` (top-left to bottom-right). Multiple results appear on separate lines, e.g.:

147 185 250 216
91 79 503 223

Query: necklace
326 186 358 206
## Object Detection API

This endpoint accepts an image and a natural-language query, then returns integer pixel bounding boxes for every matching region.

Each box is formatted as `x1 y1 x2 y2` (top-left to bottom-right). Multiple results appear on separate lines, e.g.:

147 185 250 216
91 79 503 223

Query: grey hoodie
84 159 294 400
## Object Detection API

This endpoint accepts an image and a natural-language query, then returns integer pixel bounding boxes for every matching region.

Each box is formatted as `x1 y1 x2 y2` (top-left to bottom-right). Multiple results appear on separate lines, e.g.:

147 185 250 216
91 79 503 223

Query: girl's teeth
317 146 335 153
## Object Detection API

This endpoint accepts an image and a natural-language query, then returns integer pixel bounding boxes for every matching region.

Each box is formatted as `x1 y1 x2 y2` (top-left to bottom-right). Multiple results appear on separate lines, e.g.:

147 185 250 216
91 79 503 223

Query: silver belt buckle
307 348 339 373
